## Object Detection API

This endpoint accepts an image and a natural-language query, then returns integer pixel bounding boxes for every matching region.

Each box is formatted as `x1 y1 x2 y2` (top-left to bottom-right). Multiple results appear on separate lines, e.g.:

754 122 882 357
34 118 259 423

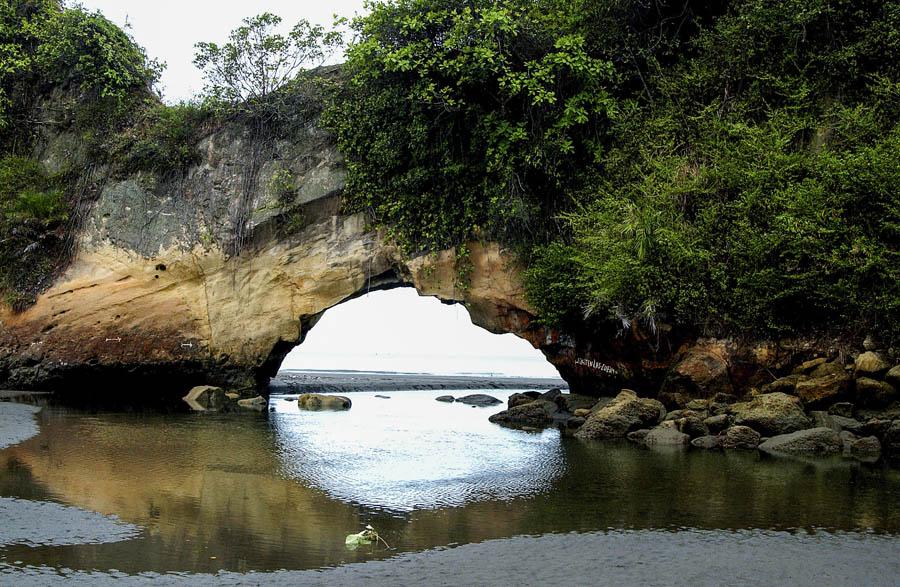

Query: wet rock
645 424 691 446
758 428 842 456
436 395 455 403
374 395 391 399
855 378 897 408
732 392 811 436
830 415 864 434
794 372 851 407
508 392 540 409
562 394 599 412
298 393 351 411
489 400 558 428
861 418 892 438
538 388 562 402
672 415 709 438
810 411 840 432
627 429 651 443
886 365 900 389
828 402 855 418
855 352 890 378
692 435 722 450
839 430 856 455
703 414 732 434
565 416 586 429
237 395 268 411
573 408 591 418
456 394 503 407
721 425 761 450
182 385 226 411
574 390 666 441
792 357 828 375
851 436 882 457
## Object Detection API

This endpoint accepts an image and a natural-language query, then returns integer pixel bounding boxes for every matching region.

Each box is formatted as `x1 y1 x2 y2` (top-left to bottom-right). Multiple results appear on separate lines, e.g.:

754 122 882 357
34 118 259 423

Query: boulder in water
182 386 226 411
732 392 811 436
435 395 455 403
574 390 665 440
237 395 268 411
456 394 502 407
758 427 842 455
298 393 352 411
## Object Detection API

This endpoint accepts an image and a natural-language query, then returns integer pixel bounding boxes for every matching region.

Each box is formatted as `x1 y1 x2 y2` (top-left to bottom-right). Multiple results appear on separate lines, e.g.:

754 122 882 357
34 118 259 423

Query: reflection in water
0 390 898 575
272 392 565 511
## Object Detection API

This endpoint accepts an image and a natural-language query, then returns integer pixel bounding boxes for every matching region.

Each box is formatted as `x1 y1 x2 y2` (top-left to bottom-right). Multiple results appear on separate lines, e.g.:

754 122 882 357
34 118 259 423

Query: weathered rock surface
721 426 761 450
575 390 665 440
732 392 811 436
855 352 890 378
886 365 900 388
758 428 842 455
794 372 851 407
850 436 882 456
662 340 732 400
298 393 351 411
703 414 731 434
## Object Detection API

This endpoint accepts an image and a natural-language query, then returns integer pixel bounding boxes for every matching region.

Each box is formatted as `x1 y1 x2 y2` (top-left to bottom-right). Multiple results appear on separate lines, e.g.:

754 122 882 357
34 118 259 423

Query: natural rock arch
0 117 655 399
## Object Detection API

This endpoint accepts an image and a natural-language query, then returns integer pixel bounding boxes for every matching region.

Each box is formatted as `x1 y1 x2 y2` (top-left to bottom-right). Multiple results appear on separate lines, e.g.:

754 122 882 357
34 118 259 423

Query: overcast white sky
76 0 368 102
74 1 558 378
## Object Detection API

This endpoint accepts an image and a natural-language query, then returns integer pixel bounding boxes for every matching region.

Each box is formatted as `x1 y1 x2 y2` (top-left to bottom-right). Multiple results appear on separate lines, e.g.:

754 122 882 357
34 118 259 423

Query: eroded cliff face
1 116 648 398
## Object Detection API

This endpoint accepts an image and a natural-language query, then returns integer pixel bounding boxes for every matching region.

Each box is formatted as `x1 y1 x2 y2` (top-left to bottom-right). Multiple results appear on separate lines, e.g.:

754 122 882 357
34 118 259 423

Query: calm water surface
1 390 899 579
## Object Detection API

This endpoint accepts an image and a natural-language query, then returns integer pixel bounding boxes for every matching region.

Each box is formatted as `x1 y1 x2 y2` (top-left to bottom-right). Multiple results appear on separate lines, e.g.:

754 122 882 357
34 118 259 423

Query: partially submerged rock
721 425 761 450
644 423 691 446
456 394 502 407
692 435 722 450
298 393 351 411
182 385 227 411
237 395 268 411
435 395 455 403
732 392 811 436
758 427 842 456
575 390 665 440
488 400 558 427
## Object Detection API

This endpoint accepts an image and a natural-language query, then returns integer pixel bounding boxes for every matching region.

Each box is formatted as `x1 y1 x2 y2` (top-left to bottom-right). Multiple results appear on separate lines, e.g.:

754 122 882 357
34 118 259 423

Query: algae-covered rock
732 392 811 436
575 390 665 440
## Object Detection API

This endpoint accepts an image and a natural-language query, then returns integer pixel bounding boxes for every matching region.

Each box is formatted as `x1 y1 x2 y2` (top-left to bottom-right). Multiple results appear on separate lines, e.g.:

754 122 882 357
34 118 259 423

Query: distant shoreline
270 370 567 394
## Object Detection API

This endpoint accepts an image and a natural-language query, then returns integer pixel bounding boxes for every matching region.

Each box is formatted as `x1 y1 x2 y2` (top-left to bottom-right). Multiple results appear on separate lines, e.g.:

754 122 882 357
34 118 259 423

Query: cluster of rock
182 386 268 412
487 347 900 462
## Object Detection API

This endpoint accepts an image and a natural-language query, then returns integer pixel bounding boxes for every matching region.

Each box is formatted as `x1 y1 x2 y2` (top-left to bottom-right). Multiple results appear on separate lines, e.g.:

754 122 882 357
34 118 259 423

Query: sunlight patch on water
270 390 566 511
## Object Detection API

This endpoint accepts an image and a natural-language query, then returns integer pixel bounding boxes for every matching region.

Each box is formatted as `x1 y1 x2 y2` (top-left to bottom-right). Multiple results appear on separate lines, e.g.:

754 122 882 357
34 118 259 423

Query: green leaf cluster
332 0 900 341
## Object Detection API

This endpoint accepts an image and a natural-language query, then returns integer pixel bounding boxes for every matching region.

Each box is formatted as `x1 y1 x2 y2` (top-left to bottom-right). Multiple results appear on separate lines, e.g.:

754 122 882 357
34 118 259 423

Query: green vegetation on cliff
1 0 897 344
330 0 900 342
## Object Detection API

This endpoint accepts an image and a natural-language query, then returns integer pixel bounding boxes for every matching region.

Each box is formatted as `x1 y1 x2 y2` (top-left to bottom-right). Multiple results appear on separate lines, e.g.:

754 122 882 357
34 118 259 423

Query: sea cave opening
278 287 561 379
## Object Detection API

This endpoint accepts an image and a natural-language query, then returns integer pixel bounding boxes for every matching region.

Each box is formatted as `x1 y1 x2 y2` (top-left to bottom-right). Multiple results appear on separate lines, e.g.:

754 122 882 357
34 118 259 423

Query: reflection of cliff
1 408 898 573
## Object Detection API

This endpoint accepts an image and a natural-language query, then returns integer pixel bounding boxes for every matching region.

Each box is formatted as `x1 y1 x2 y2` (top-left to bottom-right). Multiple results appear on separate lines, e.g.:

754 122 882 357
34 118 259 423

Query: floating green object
344 525 391 550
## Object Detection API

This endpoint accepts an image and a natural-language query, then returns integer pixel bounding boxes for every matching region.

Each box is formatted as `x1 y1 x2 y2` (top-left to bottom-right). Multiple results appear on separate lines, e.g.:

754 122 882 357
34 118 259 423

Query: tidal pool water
1 390 899 584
